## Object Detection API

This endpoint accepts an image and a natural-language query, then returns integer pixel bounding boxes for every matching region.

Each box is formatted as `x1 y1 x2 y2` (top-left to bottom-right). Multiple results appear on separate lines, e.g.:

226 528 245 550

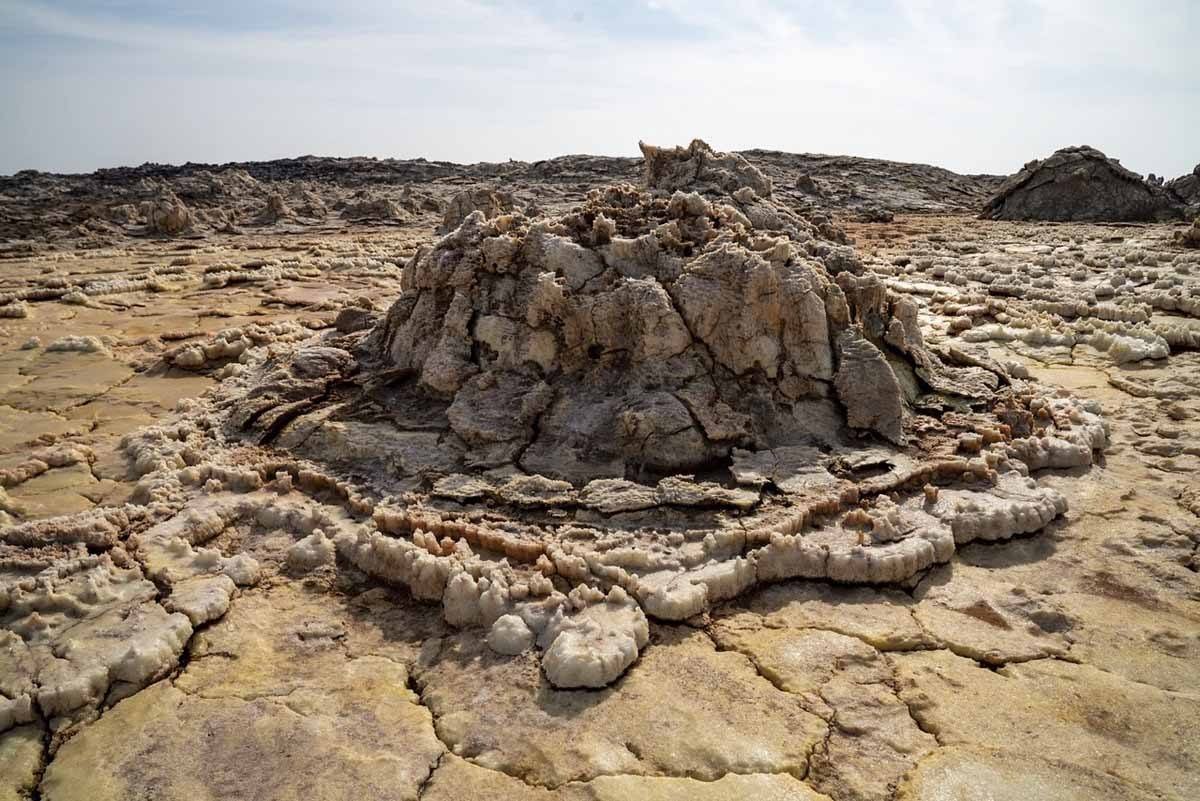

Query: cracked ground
2 207 1199 801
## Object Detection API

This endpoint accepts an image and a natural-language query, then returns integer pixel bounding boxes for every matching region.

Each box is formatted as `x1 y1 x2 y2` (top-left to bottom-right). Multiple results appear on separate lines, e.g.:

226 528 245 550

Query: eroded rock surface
1167 163 1200 214
982 145 1183 222
415 626 827 786
0 142 1112 707
1 140 1196 801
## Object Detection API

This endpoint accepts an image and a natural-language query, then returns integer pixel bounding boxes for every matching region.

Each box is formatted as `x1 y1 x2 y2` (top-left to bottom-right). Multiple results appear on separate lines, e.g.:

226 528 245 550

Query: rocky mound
981 145 1182 222
373 150 910 483
255 192 291 224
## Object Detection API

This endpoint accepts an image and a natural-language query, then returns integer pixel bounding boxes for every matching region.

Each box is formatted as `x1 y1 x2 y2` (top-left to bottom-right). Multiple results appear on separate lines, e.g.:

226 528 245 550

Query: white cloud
1 0 1196 176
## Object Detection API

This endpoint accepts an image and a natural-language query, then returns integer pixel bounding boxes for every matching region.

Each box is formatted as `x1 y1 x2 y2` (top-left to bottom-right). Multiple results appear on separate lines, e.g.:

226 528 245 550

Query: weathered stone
982 145 1182 222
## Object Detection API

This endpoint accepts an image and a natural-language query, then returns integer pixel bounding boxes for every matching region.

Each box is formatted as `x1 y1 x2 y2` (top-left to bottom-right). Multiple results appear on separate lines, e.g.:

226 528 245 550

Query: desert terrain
1 140 1198 801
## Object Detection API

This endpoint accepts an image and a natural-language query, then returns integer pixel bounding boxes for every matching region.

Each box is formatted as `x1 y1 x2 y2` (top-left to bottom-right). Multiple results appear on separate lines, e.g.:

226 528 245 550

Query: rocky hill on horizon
0 145 1010 249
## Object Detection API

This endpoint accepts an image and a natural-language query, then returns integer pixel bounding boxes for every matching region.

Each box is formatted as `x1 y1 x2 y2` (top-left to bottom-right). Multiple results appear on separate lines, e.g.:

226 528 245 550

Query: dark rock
334 307 377 333
854 206 894 223
1167 164 1200 214
981 145 1183 222
796 173 825 196
341 195 406 221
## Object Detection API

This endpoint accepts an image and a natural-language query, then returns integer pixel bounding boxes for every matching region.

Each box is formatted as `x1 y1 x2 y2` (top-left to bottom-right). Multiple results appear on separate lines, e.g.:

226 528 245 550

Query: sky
1 0 1197 177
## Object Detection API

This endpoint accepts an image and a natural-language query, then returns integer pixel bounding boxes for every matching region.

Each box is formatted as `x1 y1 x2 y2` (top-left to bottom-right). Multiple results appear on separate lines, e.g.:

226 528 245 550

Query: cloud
0 0 1196 176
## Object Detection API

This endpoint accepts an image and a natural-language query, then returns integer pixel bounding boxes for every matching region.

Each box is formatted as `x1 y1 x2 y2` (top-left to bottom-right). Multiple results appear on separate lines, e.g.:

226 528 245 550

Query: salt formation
1 143 1193 798
0 301 28 318
0 552 193 730
0 140 1108 703
639 138 773 197
982 145 1182 222
144 139 1103 689
374 181 881 473
439 187 515 233
45 335 110 355
142 190 193 235
864 218 1200 368
256 192 291 223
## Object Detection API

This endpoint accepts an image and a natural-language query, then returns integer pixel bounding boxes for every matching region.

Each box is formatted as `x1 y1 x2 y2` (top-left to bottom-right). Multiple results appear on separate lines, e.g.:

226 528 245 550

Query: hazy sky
2 0 1196 177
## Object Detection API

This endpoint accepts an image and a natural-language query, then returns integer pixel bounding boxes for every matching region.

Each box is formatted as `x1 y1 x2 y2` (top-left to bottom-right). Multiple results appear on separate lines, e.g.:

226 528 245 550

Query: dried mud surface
1 146 1198 801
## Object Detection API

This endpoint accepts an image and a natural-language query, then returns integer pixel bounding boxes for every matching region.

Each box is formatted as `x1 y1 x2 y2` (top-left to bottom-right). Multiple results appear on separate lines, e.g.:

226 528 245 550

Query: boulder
142 190 192 235
439 188 514 234
1167 163 1200 214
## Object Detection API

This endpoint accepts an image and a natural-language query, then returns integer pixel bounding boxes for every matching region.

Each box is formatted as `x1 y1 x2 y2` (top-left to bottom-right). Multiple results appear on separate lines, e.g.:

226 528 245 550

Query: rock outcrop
1169 164 1200 217
143 190 192 235
340 195 406 221
981 146 1182 222
0 145 1005 247
374 143 956 476
439 188 514 234
256 192 291 224
640 138 773 197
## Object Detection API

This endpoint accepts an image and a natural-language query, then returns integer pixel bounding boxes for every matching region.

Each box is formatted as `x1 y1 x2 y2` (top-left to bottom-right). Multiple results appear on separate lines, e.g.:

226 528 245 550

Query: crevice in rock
60 372 137 414
415 750 447 800
885 672 944 749
28 718 52 801
696 625 824 782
